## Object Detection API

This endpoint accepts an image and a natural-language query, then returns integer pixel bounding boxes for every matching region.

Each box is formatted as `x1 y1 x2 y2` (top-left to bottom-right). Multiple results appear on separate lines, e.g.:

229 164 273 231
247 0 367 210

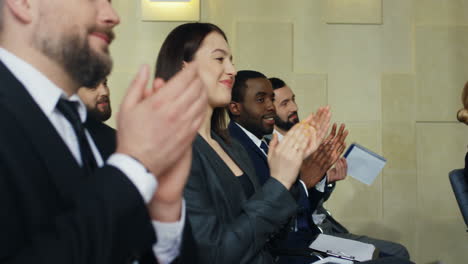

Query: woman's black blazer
184 133 298 264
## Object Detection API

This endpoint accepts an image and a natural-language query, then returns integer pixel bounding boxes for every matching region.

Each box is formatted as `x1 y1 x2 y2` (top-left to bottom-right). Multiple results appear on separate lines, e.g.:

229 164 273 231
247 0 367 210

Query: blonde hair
457 81 468 125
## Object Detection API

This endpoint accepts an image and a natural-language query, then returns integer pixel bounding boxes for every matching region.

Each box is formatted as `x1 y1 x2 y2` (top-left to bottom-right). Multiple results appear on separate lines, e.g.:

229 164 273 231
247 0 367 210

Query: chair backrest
449 169 468 230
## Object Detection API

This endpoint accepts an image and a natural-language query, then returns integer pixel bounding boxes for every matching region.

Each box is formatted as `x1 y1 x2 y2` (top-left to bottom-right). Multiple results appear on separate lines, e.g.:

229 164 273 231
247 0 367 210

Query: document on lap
309 234 377 262
344 143 386 186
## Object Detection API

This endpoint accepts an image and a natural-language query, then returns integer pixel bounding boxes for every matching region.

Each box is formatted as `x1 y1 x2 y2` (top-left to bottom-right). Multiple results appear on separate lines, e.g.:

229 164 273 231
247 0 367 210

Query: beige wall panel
416 218 468 264
327 26 382 122
381 0 413 73
325 0 382 24
325 174 381 221
415 0 468 26
416 123 468 218
382 74 416 123
326 122 383 221
382 124 417 202
234 21 293 77
415 26 468 121
105 70 136 129
291 74 328 120
381 73 417 254
293 0 329 73
232 0 296 20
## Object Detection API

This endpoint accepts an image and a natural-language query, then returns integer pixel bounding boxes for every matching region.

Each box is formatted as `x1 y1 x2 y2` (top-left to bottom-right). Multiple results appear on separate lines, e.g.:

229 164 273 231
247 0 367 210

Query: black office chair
449 169 468 231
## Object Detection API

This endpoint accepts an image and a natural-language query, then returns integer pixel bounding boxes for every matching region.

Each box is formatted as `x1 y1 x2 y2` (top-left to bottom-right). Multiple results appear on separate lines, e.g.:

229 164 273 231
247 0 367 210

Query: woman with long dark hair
154 23 324 264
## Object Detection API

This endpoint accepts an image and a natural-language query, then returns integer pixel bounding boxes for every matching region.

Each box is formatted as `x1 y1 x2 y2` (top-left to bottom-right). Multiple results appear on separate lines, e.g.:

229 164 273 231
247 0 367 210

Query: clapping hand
268 124 311 189
300 106 332 158
299 122 348 188
327 157 348 183
116 63 207 221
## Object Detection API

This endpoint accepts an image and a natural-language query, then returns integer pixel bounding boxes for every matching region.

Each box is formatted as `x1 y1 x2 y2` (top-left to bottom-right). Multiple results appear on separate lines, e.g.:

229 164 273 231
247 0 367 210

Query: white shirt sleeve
315 176 327 193
107 153 157 203
152 200 185 264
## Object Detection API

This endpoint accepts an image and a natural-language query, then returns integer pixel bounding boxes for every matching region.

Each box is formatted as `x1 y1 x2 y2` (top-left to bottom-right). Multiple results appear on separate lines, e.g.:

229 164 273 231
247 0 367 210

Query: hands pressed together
268 106 334 189
300 122 349 188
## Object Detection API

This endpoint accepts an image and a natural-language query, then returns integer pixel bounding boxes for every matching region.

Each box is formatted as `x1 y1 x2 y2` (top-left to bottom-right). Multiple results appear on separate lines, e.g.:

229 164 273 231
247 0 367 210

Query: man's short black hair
268 77 286 90
228 70 267 119
231 70 267 103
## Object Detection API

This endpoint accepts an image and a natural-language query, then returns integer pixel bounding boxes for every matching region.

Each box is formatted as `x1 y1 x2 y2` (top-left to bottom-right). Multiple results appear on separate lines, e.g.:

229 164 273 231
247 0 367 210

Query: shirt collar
0 48 87 123
273 129 285 142
235 122 265 149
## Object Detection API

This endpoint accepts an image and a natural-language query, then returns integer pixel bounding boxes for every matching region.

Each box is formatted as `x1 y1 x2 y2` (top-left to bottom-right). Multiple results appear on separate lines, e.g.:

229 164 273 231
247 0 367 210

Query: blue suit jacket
227 121 271 185
228 121 323 263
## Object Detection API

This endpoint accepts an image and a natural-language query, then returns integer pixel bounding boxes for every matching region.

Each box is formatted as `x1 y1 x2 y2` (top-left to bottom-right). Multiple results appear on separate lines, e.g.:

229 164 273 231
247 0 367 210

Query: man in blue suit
227 71 413 264
227 70 324 263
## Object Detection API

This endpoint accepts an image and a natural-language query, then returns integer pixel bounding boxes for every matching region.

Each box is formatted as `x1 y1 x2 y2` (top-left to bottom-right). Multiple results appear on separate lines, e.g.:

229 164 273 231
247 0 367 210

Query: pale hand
116 63 207 176
268 124 310 189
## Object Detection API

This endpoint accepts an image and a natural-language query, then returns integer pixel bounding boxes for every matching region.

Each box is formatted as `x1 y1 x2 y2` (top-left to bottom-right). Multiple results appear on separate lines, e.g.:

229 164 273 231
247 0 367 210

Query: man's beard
274 112 299 132
89 106 112 122
33 26 112 89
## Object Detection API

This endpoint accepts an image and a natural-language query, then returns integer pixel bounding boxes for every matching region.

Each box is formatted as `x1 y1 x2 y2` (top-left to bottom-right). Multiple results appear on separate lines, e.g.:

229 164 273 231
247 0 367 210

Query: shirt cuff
152 200 185 264
107 153 157 203
299 180 309 197
315 176 327 193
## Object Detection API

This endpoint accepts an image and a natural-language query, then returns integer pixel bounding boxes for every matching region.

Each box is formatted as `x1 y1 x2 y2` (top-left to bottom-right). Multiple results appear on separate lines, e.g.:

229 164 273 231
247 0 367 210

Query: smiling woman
154 23 316 264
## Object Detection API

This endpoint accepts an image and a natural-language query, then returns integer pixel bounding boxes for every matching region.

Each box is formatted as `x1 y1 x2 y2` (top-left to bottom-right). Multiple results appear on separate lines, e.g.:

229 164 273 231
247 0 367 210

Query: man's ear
228 101 241 117
5 0 33 24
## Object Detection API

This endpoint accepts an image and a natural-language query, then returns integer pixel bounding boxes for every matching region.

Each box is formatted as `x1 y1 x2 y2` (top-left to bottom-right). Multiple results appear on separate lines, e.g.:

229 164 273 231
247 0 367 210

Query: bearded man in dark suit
0 0 206 263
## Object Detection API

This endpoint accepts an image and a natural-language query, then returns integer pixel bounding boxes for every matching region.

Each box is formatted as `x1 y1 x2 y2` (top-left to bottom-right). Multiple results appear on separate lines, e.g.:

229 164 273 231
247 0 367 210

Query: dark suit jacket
85 118 197 264
184 133 298 264
85 117 117 160
227 121 322 216
228 121 326 259
0 61 187 264
227 122 270 185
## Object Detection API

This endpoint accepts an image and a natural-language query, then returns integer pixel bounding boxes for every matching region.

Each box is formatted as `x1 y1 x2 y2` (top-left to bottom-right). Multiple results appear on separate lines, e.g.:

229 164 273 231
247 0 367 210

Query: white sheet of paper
309 234 376 262
344 143 386 185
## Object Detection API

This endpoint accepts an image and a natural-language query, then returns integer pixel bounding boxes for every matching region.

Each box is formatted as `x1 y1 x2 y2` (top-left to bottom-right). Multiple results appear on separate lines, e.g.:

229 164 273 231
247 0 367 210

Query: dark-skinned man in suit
227 70 413 264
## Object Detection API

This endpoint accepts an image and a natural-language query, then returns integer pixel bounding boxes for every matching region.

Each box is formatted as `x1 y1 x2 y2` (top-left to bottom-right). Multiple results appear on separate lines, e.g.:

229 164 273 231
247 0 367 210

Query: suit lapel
228 121 268 164
0 61 85 199
213 132 259 191
85 118 116 160
228 121 271 185
193 135 245 209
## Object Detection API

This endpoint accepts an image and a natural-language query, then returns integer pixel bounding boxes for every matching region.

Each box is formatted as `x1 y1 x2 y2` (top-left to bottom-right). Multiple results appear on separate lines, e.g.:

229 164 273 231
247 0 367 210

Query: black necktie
56 98 97 174
260 140 269 155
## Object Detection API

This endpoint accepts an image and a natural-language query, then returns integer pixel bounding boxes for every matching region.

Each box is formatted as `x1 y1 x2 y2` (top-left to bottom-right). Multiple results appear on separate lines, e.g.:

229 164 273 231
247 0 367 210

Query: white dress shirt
0 48 183 264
